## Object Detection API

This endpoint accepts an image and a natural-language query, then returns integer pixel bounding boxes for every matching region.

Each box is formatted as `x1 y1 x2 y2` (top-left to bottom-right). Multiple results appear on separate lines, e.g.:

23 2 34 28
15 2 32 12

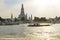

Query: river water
0 24 60 40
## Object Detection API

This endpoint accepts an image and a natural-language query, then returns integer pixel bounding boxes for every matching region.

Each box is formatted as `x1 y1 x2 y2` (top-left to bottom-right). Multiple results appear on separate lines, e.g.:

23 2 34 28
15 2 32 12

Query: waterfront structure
53 17 60 23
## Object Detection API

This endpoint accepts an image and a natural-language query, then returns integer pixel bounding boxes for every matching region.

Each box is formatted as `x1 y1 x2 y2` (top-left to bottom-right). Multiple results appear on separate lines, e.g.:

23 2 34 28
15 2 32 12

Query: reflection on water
0 24 60 40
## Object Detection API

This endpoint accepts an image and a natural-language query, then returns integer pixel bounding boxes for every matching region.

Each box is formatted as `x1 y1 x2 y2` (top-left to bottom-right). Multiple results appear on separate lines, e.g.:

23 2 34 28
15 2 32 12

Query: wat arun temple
18 4 32 23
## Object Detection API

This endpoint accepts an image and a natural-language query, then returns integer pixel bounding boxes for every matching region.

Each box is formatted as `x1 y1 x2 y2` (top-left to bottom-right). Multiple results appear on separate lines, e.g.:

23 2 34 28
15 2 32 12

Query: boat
28 23 51 27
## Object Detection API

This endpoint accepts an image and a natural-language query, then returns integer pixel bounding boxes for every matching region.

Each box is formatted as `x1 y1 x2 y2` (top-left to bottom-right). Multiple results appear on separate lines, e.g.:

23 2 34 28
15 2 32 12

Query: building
18 4 27 21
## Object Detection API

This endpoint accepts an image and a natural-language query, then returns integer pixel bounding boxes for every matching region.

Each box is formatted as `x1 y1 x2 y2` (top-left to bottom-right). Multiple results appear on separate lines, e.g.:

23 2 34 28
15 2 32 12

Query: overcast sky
0 0 60 18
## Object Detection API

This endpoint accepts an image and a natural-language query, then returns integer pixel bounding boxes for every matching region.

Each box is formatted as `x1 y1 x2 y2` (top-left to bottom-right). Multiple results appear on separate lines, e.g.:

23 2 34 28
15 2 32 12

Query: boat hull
28 25 50 27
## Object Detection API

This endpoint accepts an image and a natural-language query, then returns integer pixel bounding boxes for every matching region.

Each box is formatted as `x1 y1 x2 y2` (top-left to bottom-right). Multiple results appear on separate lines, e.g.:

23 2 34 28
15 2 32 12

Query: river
0 24 60 40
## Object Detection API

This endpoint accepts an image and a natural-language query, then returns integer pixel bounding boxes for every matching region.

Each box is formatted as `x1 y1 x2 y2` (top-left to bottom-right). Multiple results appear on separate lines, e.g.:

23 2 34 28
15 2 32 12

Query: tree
0 17 2 21
14 17 18 22
40 17 47 21
34 17 47 22
34 17 40 22
0 17 5 21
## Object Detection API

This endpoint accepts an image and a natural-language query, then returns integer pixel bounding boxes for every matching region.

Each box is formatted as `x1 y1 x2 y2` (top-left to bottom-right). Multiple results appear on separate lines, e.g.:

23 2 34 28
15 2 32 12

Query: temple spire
11 13 13 19
31 14 32 20
11 13 13 21
22 4 23 8
18 4 26 21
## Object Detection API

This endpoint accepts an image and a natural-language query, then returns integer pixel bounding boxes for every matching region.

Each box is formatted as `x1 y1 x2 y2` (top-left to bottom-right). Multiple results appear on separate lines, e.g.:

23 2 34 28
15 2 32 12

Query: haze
0 0 60 18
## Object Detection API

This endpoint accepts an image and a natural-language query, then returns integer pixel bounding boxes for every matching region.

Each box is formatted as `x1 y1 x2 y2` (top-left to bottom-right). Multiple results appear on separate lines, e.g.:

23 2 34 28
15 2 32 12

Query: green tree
14 17 18 22
40 17 47 21
34 17 40 22
0 17 2 21
0 17 5 21
34 17 47 22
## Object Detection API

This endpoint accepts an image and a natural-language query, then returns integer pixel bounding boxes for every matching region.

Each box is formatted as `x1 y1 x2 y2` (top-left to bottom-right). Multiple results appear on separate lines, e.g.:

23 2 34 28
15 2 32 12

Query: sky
0 0 60 18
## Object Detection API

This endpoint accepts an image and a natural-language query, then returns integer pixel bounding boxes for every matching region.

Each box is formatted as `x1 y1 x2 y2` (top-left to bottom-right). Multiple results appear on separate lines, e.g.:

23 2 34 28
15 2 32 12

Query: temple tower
18 4 26 21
